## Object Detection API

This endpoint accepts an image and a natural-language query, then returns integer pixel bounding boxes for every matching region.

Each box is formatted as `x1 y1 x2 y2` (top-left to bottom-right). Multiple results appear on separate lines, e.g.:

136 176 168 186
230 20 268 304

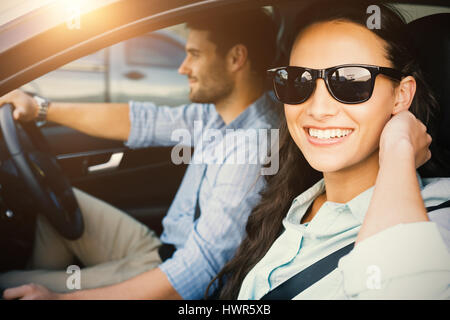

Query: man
0 8 280 299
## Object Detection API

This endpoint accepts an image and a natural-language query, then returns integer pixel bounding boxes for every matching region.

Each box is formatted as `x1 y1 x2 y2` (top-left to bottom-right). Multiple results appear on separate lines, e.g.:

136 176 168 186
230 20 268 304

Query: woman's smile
303 126 354 146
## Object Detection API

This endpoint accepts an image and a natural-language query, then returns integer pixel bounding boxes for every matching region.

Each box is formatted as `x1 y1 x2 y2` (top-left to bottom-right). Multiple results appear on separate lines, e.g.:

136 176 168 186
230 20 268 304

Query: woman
208 1 450 299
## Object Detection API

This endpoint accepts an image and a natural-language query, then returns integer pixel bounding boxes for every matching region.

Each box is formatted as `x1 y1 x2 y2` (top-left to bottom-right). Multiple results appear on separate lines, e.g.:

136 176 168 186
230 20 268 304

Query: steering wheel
0 103 83 240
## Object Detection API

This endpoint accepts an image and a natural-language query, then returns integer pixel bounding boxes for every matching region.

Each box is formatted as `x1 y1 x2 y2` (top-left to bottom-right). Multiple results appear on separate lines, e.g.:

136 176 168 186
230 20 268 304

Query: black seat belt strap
425 200 450 213
158 243 176 262
194 192 201 220
193 165 206 221
260 200 450 300
261 242 354 300
158 166 206 262
158 195 201 262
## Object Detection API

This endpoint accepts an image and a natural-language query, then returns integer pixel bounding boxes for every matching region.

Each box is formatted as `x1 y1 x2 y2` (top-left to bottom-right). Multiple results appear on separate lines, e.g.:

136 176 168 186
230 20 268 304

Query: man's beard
189 79 233 104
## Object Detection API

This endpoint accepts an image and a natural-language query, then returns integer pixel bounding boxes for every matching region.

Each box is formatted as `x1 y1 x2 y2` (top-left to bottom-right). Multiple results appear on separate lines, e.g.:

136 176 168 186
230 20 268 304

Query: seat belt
158 166 206 262
158 196 201 261
261 200 450 300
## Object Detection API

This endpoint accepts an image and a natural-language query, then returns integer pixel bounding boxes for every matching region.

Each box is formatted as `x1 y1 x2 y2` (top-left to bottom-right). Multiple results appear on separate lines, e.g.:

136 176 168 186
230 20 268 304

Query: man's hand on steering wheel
0 89 84 240
0 89 39 122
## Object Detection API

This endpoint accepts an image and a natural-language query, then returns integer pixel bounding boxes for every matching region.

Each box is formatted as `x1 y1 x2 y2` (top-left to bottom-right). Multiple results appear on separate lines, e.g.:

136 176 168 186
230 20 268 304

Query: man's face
178 29 234 104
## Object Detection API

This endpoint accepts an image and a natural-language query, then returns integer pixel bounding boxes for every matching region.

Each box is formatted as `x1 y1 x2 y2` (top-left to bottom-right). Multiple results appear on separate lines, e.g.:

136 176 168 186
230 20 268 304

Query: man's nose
305 79 340 120
178 57 190 75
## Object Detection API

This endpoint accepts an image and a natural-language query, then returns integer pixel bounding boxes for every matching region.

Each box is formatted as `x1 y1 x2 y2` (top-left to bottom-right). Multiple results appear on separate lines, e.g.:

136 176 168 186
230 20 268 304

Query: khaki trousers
0 188 163 293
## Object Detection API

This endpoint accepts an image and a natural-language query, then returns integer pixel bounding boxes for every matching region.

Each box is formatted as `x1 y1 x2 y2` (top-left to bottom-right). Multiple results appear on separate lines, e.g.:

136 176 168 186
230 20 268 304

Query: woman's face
286 20 397 173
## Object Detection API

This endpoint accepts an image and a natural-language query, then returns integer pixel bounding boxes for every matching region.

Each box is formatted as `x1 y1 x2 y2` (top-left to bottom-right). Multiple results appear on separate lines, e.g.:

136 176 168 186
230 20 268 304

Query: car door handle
88 152 124 173
123 71 145 80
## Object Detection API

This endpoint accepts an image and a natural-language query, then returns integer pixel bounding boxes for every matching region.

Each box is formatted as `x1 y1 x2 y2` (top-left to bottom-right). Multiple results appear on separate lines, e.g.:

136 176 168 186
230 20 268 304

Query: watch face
35 96 48 106
34 95 49 121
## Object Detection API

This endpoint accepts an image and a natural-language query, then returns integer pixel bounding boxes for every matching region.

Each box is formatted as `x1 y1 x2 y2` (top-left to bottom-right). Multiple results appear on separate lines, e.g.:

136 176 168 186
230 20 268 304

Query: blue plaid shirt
125 92 280 299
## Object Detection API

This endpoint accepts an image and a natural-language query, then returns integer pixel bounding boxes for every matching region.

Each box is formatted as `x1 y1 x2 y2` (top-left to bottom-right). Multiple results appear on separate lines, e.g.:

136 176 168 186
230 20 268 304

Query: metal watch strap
33 95 50 122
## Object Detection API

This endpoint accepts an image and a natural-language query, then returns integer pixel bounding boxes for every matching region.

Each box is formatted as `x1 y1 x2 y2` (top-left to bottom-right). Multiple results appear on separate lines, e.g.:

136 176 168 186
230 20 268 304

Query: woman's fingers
413 118 432 168
379 111 432 169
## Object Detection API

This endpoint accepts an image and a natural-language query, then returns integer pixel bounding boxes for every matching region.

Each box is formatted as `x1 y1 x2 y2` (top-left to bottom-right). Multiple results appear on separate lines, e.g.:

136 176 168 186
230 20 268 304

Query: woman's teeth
308 128 353 139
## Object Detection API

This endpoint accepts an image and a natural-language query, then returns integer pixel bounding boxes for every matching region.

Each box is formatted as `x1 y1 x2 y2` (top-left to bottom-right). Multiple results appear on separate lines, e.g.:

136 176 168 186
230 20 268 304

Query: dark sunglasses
267 64 405 105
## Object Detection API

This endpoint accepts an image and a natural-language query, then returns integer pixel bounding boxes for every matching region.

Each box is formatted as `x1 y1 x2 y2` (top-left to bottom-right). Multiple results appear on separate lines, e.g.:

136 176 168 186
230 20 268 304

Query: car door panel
42 124 187 235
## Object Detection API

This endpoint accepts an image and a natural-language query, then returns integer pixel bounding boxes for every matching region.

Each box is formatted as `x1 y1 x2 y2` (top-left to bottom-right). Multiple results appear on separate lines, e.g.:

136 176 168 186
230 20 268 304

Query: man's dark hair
186 8 277 76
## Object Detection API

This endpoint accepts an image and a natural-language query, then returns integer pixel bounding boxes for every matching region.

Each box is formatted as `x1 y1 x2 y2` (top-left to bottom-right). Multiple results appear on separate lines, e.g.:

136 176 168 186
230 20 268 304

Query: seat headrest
407 13 450 151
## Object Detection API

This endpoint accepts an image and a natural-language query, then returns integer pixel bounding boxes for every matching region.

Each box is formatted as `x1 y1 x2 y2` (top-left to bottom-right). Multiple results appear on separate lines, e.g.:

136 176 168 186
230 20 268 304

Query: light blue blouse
238 175 450 299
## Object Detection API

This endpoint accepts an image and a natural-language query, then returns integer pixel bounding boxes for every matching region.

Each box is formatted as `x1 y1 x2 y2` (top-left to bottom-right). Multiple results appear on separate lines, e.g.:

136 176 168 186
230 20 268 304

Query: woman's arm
339 111 450 299
356 111 431 244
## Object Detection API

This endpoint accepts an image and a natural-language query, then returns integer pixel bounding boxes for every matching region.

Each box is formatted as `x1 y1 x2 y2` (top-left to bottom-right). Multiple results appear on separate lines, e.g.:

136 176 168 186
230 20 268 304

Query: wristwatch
33 95 50 122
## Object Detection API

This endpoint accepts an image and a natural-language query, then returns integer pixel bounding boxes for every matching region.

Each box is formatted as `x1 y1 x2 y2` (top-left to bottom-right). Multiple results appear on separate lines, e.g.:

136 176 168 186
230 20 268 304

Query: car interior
0 0 448 289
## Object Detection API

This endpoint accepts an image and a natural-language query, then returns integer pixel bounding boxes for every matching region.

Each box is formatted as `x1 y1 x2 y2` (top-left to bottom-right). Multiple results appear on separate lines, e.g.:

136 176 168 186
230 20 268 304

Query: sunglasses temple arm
379 67 405 81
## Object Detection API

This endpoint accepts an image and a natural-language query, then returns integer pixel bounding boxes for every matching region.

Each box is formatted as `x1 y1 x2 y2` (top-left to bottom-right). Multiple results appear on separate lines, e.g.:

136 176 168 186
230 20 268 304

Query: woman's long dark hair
206 0 447 299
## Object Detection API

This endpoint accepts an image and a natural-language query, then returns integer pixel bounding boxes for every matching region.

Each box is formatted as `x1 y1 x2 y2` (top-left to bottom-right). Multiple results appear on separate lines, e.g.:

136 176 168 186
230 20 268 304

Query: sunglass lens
273 68 314 104
328 67 372 103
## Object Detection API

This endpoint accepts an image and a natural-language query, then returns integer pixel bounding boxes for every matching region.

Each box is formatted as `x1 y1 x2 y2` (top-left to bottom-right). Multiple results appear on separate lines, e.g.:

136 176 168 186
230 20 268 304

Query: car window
125 33 186 69
61 49 106 72
20 24 190 106
392 3 450 22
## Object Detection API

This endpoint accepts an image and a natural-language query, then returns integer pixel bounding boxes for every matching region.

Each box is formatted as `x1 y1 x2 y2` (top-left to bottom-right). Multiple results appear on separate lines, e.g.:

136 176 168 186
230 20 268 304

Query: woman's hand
357 110 430 244
379 110 432 169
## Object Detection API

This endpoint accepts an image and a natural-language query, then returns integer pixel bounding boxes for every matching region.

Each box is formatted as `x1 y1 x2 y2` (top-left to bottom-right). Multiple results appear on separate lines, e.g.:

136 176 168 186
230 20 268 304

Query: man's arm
65 267 182 300
47 102 130 141
3 267 182 300
0 89 130 141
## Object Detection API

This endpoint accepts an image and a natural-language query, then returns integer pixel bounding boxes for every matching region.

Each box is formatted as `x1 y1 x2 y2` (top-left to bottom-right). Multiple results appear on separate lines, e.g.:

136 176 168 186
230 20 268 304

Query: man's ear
226 44 248 73
392 76 416 115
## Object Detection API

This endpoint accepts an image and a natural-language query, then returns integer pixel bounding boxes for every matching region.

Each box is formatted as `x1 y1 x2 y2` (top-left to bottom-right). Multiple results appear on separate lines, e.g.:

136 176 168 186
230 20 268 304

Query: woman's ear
392 76 416 115
226 44 248 73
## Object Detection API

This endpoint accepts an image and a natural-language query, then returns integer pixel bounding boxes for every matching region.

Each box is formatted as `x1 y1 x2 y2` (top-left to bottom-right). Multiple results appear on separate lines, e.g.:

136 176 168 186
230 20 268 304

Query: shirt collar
223 91 280 130
345 186 374 224
286 172 425 225
285 179 325 226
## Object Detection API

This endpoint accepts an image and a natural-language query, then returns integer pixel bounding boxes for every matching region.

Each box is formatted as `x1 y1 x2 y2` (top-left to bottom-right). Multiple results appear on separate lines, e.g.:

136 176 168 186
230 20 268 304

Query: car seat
407 13 450 177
